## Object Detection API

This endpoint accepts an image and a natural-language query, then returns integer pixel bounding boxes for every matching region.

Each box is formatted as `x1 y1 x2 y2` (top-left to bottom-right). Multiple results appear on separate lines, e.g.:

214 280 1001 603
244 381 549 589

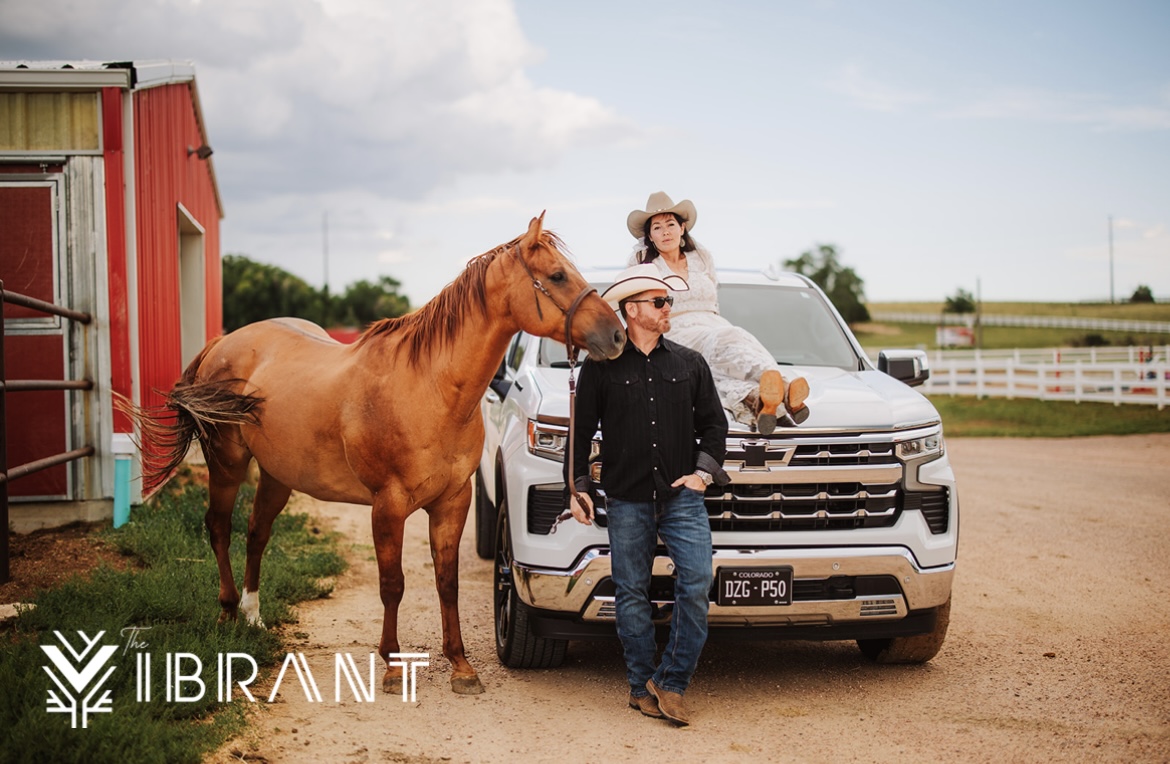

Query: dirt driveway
209 435 1170 764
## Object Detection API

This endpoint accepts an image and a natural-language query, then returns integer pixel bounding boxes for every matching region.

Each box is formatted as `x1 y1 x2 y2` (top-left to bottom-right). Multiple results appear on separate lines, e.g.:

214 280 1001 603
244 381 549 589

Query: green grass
869 300 1170 321
856 322 1169 353
929 395 1170 437
0 475 346 764
858 300 1170 353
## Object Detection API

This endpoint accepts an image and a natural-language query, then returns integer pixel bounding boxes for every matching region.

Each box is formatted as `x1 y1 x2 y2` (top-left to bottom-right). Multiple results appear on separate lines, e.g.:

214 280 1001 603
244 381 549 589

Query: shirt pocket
661 368 693 404
606 373 645 420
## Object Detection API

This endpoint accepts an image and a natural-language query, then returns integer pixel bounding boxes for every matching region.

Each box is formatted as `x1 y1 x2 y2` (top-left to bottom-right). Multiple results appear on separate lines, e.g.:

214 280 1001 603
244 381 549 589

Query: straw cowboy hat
600 263 690 310
626 191 698 239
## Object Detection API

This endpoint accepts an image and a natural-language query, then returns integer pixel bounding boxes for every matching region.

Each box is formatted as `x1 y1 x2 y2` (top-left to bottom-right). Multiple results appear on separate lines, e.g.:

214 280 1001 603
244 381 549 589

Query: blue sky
3 0 1167 307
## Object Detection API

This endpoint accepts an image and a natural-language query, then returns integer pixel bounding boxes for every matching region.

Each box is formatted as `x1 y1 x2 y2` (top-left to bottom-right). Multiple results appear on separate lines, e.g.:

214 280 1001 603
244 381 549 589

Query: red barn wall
132 83 222 409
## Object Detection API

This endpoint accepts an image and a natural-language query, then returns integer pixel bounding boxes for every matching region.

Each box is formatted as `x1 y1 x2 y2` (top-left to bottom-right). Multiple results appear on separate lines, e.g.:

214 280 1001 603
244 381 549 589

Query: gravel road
208 435 1170 764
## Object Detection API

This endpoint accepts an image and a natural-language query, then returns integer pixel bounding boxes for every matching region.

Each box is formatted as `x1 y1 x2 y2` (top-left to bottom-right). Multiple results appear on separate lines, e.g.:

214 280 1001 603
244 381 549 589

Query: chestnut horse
121 215 625 694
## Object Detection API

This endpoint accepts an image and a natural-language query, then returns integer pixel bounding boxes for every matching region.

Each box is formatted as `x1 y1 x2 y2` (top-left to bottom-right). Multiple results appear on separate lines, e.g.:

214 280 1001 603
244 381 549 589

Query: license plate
715 566 793 606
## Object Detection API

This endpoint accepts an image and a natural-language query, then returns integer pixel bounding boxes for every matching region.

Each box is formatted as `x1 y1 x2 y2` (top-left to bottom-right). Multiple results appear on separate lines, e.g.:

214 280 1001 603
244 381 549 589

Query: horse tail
114 336 265 492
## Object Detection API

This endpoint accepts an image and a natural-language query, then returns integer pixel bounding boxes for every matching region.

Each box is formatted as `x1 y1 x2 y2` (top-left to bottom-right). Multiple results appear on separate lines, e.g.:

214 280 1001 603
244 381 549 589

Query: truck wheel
474 469 496 560
857 596 951 664
494 505 567 668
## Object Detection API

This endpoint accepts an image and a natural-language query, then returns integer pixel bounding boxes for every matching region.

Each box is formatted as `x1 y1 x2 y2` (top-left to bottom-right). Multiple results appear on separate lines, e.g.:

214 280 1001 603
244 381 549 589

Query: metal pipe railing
1 279 95 583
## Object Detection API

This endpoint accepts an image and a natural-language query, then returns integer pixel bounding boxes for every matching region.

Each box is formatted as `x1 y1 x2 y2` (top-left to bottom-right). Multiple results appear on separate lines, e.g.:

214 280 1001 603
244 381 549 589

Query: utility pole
323 210 330 290
1108 214 1114 304
322 210 331 326
975 277 982 350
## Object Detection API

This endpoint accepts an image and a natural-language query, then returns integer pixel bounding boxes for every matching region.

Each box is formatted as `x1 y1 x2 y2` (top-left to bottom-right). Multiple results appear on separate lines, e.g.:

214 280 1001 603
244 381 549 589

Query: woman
626 191 809 434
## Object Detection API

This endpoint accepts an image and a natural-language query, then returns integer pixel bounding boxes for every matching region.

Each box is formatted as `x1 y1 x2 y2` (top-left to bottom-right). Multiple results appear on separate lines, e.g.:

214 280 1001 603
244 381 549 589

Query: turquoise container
114 455 131 528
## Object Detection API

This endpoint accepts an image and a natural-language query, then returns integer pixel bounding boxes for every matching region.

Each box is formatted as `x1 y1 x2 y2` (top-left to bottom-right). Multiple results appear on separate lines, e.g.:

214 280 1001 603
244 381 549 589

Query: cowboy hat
600 263 689 310
626 191 698 239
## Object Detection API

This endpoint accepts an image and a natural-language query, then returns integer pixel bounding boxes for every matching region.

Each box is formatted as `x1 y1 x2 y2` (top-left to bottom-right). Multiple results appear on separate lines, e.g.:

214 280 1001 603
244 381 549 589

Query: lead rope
563 287 594 523
510 242 597 528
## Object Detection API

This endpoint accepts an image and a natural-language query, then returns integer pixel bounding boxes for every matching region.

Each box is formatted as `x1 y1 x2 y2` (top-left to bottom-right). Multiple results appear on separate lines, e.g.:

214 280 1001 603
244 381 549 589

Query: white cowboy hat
626 191 698 239
600 263 690 310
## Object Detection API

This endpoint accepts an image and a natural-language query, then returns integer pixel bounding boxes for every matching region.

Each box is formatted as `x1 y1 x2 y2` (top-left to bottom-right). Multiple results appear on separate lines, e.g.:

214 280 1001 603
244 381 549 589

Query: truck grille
525 485 950 536
789 442 898 466
705 481 900 531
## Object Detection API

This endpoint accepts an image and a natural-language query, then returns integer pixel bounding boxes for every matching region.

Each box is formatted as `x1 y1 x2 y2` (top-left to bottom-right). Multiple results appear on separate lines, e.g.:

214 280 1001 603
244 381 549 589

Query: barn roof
0 59 222 217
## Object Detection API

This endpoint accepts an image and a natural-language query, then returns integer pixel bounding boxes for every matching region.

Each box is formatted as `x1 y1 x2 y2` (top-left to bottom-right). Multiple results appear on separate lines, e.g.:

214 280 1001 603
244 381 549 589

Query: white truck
477 267 957 669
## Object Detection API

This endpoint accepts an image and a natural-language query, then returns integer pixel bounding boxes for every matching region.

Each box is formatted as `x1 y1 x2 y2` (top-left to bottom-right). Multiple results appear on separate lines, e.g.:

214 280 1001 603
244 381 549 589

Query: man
567 263 729 726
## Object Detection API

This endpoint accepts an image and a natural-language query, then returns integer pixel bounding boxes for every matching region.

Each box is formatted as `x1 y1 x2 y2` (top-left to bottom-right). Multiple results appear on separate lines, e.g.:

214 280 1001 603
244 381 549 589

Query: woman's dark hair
638 213 695 263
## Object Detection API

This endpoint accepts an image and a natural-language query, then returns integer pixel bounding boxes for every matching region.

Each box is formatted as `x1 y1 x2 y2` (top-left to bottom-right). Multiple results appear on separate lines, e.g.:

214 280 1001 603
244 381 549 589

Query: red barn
1 60 222 542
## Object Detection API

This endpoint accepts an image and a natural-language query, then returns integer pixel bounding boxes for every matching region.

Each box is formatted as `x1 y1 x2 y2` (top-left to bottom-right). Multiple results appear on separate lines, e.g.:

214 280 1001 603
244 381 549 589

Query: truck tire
857 596 951 664
474 468 495 560
494 505 567 668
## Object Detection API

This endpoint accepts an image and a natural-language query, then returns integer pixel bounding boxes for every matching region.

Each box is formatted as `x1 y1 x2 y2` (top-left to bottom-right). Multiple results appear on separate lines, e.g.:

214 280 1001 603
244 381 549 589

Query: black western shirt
569 336 728 502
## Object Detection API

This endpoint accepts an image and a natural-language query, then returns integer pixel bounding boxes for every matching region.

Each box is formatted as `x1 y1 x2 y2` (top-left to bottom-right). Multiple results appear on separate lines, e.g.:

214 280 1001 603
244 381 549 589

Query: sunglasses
625 296 674 309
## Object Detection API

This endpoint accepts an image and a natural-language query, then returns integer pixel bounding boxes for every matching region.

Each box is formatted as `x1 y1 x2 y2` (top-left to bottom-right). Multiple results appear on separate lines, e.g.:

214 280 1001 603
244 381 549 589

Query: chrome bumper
511 546 954 626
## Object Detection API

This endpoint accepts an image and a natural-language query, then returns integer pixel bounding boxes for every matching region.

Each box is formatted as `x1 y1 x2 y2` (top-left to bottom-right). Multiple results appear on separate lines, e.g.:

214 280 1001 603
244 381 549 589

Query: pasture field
929 396 1170 437
868 300 1170 321
854 321 1169 351
857 301 1170 351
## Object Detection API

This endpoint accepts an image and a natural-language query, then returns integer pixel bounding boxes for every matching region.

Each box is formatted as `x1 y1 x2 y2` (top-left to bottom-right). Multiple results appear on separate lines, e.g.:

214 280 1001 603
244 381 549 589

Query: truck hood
529 365 940 433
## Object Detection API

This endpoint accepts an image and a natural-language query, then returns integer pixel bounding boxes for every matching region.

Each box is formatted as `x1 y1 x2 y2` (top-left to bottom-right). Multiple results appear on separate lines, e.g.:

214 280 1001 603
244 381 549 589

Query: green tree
337 276 412 327
944 288 976 314
1130 284 1154 303
221 254 411 332
783 244 871 324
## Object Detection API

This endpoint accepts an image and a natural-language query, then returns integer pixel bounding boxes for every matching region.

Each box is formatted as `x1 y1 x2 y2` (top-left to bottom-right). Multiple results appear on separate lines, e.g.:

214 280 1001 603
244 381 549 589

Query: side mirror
878 349 930 387
489 360 512 398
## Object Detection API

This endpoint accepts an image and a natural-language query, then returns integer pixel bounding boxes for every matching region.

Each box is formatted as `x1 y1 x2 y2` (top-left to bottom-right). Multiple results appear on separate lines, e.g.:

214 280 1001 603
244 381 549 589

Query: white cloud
0 0 640 202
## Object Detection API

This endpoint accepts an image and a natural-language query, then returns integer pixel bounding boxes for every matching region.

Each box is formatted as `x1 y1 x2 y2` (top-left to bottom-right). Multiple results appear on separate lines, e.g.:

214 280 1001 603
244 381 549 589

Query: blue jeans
606 489 713 697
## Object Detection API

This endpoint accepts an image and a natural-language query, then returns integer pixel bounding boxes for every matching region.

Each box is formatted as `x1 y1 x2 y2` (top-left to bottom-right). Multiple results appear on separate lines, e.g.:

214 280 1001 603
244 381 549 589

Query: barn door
1 176 70 499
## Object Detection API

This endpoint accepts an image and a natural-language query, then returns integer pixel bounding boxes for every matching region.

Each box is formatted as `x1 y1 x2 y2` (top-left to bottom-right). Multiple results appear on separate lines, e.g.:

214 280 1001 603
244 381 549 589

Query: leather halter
511 242 597 520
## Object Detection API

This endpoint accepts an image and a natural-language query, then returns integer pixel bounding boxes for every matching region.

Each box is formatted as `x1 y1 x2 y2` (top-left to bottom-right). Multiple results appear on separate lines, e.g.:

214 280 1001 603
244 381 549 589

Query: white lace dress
630 243 777 427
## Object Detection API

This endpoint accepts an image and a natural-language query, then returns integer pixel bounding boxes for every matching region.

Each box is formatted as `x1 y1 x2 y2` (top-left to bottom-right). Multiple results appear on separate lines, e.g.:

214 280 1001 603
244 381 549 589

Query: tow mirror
878 349 930 387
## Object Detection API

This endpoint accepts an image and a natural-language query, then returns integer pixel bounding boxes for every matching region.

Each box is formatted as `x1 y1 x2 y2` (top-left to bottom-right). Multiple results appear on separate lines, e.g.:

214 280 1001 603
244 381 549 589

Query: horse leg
239 468 293 628
371 499 409 694
428 481 484 695
204 443 250 623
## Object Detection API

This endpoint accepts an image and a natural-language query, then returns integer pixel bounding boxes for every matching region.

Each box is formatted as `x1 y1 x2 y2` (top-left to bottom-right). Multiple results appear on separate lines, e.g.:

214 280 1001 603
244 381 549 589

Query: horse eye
550 271 567 283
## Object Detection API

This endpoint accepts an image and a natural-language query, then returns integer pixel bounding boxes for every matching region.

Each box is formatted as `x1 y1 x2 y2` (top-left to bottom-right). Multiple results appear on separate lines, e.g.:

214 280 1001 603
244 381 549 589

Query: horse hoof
451 675 485 695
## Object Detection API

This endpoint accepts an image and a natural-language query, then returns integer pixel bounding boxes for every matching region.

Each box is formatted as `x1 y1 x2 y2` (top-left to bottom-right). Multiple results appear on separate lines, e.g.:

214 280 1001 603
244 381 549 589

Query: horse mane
357 230 567 365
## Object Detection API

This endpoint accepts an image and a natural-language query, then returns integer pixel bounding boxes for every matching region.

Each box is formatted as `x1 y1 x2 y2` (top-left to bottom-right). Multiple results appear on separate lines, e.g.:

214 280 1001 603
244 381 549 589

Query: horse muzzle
583 326 626 361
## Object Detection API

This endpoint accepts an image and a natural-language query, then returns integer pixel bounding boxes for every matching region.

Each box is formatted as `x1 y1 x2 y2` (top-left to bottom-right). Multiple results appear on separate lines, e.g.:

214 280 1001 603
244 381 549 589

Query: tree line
222 254 411 332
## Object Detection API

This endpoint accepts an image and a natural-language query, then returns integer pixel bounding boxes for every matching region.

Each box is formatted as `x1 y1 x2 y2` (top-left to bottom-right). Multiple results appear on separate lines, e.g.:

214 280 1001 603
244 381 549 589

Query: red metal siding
132 83 221 410
102 87 133 431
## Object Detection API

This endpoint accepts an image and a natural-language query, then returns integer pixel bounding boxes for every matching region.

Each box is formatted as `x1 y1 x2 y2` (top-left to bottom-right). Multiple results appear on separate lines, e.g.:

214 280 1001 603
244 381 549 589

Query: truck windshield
540 283 861 370
716 284 860 369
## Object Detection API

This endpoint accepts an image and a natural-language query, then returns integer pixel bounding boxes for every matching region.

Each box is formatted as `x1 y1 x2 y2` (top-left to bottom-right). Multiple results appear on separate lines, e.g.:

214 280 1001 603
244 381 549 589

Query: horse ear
527 211 546 241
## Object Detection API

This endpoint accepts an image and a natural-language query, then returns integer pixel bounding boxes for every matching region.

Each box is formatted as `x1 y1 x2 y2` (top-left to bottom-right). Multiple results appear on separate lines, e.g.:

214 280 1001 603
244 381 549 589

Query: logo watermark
41 628 430 728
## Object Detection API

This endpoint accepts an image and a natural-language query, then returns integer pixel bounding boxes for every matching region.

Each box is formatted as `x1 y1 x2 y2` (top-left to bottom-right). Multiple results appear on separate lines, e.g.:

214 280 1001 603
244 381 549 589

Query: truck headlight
527 420 568 461
896 432 944 460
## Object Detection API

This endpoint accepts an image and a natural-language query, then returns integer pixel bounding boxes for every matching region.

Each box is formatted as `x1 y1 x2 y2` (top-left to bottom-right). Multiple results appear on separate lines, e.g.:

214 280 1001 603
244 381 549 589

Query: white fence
931 346 1169 365
873 312 1170 334
923 350 1169 409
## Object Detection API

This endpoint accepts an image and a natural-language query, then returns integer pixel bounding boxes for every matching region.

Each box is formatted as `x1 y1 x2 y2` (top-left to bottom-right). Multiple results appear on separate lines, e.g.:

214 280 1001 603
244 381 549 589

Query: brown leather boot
646 678 690 726
756 369 784 435
628 692 663 718
786 376 810 423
